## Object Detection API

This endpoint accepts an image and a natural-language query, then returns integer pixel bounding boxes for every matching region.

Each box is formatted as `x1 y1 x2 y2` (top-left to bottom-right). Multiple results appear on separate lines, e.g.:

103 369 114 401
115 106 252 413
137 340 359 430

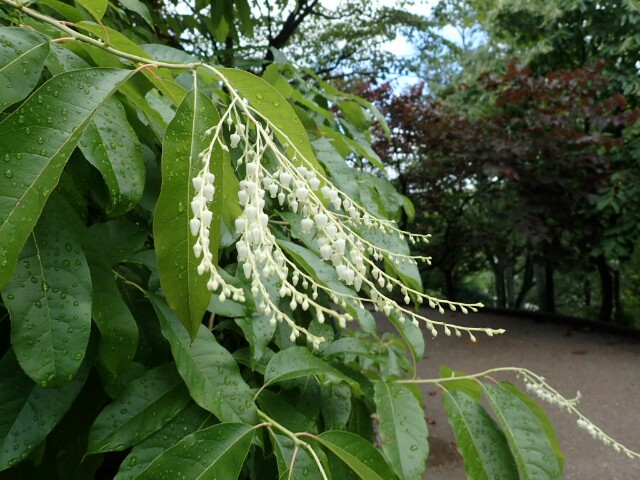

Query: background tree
370 61 640 320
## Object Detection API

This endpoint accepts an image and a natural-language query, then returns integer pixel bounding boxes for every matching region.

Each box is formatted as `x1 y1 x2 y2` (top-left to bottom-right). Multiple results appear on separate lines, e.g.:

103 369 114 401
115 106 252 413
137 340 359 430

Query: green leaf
320 337 374 360
0 349 89 471
77 23 186 105
87 362 191 453
483 383 563 480
76 0 108 21
348 398 374 441
154 89 219 338
151 294 259 424
50 373 109 480
356 225 423 293
235 310 276 363
0 27 49 113
0 67 132 289
500 382 565 471
439 366 482 402
78 96 145 216
317 431 397 480
373 381 428 480
132 423 254 480
258 389 317 433
264 346 360 394
1 195 92 387
86 251 138 375
117 0 153 27
262 64 294 98
141 43 201 66
387 311 425 363
443 390 518 480
260 394 323 480
86 220 147 265
320 383 351 431
218 68 325 175
235 0 254 37
37 0 85 23
338 100 369 131
114 402 212 480
211 294 245 317
312 136 360 199
269 430 320 480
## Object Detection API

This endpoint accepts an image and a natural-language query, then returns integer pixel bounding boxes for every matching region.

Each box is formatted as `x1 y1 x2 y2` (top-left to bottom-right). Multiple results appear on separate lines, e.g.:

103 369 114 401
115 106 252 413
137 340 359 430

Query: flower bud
189 218 200 236
314 213 328 228
246 163 258 176
320 244 332 260
279 172 292 188
301 217 314 233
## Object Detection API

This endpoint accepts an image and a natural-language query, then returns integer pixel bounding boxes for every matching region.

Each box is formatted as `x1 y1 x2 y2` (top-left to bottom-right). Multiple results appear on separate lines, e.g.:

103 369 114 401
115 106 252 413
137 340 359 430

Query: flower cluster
189 80 505 348
524 377 581 411
518 370 638 459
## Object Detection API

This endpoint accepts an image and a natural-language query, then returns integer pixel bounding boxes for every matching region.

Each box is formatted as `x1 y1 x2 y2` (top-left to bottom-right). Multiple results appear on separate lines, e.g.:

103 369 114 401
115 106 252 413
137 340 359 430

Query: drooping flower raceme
189 76 504 348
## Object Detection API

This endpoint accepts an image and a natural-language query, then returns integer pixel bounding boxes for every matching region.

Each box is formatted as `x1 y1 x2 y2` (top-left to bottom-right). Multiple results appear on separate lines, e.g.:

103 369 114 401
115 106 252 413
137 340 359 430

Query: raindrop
4 170 13 179
255 93 264 100
273 100 280 107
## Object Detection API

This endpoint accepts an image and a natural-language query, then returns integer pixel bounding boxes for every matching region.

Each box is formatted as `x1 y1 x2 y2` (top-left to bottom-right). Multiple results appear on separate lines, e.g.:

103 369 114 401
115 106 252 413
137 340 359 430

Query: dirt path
382 310 640 479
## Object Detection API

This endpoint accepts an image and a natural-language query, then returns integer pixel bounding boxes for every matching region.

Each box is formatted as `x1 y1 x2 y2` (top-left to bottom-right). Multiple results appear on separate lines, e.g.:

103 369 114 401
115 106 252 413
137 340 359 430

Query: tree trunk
583 277 591 307
613 268 622 322
544 265 555 313
444 269 456 302
515 255 534 309
534 263 555 313
505 263 515 308
596 255 613 322
494 266 506 308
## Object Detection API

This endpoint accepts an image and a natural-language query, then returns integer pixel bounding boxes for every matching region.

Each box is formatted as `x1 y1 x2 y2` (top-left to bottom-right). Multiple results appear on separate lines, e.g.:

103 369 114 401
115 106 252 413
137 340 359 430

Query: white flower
188 83 492 350
301 217 314 233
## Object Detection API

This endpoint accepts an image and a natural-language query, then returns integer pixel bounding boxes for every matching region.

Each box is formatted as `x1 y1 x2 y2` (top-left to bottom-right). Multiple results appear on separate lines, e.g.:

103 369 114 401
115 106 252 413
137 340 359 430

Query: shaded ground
382 310 640 479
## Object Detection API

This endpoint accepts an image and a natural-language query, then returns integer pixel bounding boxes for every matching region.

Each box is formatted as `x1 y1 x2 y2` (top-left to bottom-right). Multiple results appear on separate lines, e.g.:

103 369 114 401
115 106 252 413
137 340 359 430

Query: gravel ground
380 310 640 479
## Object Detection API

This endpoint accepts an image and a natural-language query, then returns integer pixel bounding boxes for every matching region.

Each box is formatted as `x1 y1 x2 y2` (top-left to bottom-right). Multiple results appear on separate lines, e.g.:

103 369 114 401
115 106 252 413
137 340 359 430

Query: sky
321 0 465 89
